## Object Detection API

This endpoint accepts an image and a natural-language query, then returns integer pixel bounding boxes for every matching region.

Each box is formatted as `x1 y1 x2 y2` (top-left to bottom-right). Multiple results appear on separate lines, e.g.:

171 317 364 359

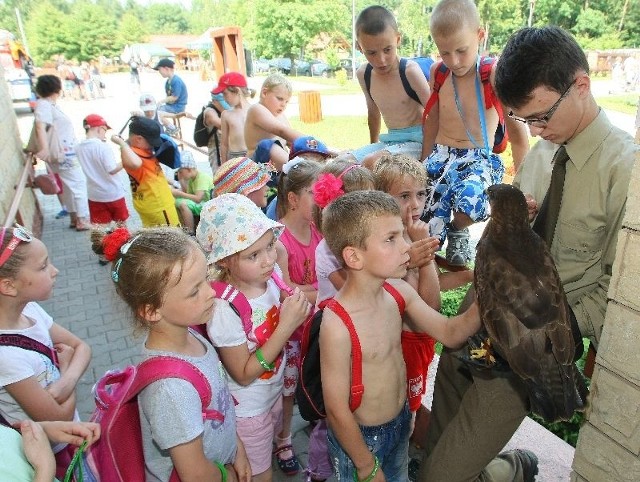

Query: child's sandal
274 444 301 476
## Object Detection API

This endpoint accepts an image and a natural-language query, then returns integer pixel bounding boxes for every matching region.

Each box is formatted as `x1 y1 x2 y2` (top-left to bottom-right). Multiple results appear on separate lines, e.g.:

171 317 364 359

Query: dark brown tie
532 146 570 246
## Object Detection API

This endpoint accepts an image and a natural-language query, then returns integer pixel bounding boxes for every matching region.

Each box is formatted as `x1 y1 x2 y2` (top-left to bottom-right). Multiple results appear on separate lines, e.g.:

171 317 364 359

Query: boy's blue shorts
328 402 410 482
423 145 504 241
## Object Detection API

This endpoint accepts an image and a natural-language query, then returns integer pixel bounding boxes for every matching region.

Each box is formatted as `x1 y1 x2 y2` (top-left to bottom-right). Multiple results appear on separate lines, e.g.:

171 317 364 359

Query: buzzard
474 183 588 422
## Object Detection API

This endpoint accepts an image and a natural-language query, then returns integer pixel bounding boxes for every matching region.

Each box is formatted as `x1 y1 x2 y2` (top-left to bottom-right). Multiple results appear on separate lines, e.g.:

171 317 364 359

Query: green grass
597 94 639 115
289 115 375 150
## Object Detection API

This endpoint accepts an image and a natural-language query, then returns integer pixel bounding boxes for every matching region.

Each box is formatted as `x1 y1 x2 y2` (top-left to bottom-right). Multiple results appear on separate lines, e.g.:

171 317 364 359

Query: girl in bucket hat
212 157 273 207
195 193 312 480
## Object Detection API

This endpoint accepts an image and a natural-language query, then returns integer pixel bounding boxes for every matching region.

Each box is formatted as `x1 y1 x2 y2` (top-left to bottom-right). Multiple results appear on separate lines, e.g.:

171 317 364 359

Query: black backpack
194 104 214 146
295 299 364 421
296 282 406 422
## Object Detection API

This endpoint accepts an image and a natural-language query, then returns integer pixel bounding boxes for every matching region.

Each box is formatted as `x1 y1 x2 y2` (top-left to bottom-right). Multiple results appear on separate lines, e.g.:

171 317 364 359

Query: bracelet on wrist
353 455 379 482
214 461 227 482
255 347 275 371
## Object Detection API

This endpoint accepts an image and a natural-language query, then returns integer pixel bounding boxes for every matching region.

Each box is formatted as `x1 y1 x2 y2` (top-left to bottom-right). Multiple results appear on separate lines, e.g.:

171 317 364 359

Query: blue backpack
364 56 434 105
154 134 181 169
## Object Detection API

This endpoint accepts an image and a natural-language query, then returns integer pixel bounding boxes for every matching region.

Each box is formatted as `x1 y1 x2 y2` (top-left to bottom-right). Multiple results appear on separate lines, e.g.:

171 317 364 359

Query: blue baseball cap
289 136 330 160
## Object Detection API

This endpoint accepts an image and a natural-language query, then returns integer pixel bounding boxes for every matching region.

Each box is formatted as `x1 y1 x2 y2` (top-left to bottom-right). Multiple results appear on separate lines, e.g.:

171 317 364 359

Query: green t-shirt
188 171 214 204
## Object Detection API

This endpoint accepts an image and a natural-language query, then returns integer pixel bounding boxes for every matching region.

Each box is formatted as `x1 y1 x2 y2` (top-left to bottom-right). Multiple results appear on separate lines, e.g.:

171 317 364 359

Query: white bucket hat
196 193 284 264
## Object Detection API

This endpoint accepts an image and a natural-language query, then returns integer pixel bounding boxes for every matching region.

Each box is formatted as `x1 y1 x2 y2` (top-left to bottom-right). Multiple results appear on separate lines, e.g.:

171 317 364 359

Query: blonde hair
0 227 32 279
323 190 400 267
261 74 293 95
313 160 375 232
91 227 201 333
373 153 427 193
430 0 481 38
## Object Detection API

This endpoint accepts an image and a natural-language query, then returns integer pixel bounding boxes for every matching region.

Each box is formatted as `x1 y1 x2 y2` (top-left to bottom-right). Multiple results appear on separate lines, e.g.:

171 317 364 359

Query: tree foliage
3 0 638 65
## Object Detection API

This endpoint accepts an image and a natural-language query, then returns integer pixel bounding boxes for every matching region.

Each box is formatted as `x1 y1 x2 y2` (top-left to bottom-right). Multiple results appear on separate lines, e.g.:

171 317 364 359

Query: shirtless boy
351 5 431 167
320 190 480 482
244 74 304 170
421 0 529 266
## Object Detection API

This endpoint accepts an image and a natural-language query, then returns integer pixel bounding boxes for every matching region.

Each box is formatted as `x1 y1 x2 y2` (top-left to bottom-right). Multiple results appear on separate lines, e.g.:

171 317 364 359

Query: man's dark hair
35 75 62 98
495 26 589 109
355 5 398 36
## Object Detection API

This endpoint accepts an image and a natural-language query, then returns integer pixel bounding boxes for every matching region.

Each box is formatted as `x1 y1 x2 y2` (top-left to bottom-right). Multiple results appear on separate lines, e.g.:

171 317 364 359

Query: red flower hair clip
312 164 359 208
102 227 132 262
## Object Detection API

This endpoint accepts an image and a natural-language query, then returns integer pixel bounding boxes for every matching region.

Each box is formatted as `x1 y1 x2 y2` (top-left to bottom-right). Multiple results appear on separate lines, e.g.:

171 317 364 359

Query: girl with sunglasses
0 225 91 479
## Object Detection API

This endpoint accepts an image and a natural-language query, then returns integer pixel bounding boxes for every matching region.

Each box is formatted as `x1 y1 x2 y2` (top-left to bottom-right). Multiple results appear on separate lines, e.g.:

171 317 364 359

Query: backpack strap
399 58 421 105
0 334 59 368
478 56 504 122
125 356 224 422
324 299 364 413
365 59 422 105
363 63 374 100
422 61 451 123
210 281 253 335
382 282 406 315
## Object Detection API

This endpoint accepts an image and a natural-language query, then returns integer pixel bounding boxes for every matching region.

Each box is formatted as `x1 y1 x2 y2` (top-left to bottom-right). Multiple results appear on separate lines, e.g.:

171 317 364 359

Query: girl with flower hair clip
90 226 251 482
303 160 374 482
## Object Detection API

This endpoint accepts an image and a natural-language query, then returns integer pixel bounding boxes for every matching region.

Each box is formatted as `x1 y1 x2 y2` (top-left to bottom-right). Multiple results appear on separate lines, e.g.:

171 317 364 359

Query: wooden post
299 90 322 123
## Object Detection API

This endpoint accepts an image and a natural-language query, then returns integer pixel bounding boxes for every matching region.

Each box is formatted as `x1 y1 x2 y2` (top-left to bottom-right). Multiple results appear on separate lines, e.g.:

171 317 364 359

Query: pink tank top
278 224 323 288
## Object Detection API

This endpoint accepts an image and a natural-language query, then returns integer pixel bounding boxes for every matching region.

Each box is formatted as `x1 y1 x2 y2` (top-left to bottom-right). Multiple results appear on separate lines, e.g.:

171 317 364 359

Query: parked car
338 58 363 79
268 57 311 76
253 58 270 74
310 61 333 77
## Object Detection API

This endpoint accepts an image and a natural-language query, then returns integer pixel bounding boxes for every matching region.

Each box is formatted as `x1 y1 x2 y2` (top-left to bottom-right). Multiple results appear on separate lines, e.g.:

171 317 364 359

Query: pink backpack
64 356 223 482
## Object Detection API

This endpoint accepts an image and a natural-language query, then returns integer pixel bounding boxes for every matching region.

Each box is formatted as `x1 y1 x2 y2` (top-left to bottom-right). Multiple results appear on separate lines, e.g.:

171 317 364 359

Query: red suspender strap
478 57 504 121
382 282 406 315
325 299 364 412
422 62 450 124
0 334 59 368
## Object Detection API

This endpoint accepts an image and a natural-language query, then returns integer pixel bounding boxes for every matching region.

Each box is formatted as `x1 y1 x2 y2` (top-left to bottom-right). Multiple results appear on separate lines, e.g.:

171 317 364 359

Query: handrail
3 152 34 228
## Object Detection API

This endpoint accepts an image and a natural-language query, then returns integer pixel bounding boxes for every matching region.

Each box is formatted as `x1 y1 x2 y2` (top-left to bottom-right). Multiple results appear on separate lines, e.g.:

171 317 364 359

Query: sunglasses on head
0 224 34 268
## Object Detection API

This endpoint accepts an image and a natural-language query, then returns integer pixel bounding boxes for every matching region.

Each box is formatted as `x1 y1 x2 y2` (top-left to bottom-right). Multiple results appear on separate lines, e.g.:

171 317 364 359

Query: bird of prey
474 183 588 422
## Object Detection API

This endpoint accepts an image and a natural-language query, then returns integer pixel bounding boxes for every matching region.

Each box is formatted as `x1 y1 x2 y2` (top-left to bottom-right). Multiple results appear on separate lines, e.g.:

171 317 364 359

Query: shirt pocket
555 221 605 265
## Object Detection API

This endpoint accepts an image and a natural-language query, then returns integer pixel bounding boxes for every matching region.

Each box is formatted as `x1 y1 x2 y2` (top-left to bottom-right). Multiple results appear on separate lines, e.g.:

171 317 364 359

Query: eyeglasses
0 224 34 268
508 79 576 128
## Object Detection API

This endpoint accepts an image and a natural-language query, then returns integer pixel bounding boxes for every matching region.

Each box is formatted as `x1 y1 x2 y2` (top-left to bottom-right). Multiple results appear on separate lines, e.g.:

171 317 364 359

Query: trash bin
299 90 322 123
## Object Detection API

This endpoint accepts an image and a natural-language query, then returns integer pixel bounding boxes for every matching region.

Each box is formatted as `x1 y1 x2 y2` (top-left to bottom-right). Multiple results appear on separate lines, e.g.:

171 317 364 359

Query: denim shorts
328 402 410 482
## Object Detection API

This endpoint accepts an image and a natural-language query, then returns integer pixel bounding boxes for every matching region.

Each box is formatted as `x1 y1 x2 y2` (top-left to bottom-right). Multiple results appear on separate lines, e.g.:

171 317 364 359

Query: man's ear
0 278 17 297
342 246 363 270
574 72 591 98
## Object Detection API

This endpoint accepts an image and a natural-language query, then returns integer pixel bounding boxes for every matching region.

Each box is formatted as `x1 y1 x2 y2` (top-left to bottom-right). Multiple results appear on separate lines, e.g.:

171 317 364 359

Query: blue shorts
328 402 410 482
351 126 423 163
158 103 186 114
423 145 504 241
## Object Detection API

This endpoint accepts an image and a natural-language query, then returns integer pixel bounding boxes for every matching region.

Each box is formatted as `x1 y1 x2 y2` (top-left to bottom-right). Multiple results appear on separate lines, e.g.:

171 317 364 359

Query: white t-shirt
207 269 285 418
76 137 126 202
315 239 342 306
34 98 78 170
0 302 69 453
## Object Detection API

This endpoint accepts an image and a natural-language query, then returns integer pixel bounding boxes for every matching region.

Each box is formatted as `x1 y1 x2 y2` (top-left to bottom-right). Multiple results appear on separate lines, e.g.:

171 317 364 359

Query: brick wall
0 64 41 230
572 127 640 480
